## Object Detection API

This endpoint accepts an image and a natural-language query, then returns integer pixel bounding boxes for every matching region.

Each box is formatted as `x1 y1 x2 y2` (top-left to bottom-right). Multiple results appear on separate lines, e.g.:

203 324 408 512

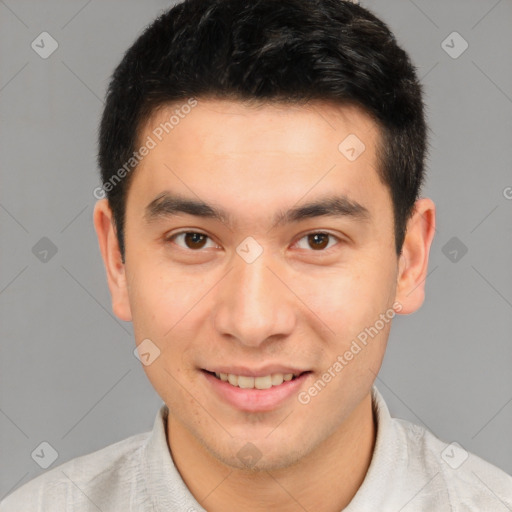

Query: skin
94 99 435 511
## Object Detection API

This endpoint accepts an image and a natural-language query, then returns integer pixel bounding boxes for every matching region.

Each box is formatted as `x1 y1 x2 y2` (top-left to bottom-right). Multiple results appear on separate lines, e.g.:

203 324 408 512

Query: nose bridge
213 249 295 346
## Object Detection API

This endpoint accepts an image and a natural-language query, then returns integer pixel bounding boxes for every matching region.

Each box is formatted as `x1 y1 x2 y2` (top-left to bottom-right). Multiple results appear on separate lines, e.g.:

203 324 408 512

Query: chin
204 434 314 473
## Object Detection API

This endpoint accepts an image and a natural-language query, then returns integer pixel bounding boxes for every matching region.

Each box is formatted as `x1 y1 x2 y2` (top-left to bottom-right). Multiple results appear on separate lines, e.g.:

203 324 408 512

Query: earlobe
394 198 436 315
93 199 133 322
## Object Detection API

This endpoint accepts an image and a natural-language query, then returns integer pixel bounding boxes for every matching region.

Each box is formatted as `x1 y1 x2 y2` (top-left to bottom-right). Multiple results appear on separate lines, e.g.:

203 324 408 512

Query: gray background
1 0 511 500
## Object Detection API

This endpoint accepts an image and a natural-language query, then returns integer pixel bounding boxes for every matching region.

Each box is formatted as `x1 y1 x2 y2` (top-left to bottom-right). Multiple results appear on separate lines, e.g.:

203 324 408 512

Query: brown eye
184 232 207 249
169 232 215 250
308 233 329 250
295 232 339 251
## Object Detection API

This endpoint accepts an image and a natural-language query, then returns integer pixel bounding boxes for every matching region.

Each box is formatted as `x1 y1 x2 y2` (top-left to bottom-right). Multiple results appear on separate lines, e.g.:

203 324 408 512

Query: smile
211 371 300 389
202 369 311 412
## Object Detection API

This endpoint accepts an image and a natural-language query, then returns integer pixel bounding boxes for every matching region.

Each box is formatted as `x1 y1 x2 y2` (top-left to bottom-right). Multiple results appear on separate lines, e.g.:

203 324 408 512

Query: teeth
255 375 272 389
238 375 254 388
271 374 284 386
213 372 299 389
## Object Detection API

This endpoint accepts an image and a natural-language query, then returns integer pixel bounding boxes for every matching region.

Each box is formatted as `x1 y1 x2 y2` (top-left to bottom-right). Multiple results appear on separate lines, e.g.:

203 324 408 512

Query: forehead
128 99 389 227
142 99 381 160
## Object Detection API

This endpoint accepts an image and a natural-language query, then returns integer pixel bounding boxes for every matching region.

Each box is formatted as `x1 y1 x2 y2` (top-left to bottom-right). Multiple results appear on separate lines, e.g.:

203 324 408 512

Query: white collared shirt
1 387 511 511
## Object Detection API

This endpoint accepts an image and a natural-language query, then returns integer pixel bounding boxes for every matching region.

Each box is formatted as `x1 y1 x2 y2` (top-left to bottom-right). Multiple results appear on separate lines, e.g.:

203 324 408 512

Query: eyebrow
144 191 371 228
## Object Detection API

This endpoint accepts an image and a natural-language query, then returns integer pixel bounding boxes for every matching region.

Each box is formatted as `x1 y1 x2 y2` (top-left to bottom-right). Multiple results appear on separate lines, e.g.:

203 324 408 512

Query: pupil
185 233 206 249
309 233 328 250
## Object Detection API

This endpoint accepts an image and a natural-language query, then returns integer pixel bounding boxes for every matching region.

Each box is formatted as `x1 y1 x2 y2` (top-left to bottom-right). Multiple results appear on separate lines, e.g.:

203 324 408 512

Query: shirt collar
344 386 410 510
142 403 207 511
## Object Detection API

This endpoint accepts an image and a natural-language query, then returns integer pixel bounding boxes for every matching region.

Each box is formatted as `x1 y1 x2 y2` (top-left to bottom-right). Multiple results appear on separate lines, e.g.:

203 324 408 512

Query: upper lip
203 365 309 377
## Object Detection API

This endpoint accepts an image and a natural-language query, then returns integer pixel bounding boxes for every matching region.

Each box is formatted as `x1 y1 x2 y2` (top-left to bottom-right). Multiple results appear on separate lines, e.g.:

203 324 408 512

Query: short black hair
98 0 427 261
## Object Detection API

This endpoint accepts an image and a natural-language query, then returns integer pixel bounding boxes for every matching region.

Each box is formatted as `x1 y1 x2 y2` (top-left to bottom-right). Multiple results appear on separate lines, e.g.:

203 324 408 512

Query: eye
167 231 218 250
294 232 340 251
166 230 341 252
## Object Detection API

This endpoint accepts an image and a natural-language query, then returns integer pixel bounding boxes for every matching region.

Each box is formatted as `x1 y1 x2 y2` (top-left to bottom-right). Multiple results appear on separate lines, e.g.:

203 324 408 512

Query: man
2 0 511 510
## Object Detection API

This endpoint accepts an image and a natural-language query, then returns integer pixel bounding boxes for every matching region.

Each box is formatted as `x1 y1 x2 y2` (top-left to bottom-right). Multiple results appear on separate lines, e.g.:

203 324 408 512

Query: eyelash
165 230 342 252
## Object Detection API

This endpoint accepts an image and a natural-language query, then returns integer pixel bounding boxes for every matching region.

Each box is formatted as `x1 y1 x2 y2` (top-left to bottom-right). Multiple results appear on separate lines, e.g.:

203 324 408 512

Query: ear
93 199 132 322
394 197 436 315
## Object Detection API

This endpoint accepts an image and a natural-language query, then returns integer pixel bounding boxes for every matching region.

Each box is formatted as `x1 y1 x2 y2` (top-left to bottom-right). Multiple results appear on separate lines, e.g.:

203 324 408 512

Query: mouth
201 368 312 412
203 370 306 390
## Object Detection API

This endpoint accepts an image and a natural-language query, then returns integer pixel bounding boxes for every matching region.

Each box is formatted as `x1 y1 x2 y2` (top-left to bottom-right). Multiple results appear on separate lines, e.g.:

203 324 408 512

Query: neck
167 392 376 512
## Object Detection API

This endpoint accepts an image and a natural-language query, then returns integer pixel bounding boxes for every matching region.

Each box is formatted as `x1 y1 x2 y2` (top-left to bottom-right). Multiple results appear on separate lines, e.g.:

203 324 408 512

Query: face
95 99 432 471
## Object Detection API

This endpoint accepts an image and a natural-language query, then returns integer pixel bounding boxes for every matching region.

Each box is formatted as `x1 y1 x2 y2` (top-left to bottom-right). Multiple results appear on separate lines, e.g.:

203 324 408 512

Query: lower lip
202 371 311 412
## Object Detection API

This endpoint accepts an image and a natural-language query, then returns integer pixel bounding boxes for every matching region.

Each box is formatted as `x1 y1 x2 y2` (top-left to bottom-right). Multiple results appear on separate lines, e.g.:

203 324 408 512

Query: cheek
128 261 202 337
128 265 201 405
295 254 396 370
301 264 391 328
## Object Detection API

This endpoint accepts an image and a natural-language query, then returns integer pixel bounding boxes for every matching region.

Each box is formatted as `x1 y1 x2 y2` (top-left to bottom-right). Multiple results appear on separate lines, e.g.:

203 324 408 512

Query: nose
212 251 296 348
